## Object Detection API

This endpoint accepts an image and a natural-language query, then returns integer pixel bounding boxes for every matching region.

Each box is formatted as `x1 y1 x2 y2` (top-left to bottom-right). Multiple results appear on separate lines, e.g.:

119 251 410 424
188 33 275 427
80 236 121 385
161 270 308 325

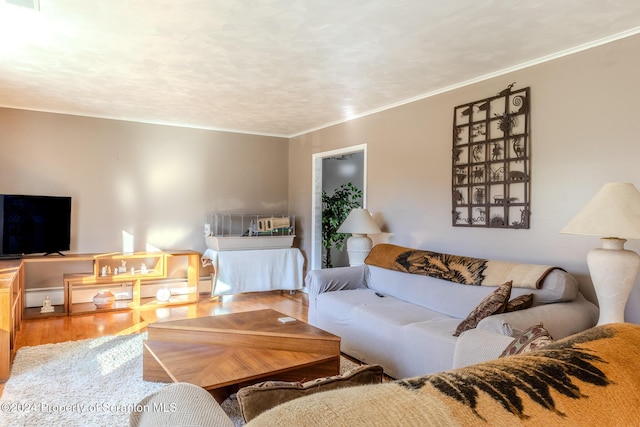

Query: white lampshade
561 182 640 239
337 208 381 235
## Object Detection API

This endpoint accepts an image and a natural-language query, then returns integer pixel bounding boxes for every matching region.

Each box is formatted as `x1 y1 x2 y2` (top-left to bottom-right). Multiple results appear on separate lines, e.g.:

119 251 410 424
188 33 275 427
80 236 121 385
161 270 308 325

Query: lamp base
346 234 373 267
588 238 640 325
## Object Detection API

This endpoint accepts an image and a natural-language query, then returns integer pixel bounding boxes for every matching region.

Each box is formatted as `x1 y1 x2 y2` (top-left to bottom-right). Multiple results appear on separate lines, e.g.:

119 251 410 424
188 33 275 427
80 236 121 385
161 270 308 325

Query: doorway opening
311 144 367 270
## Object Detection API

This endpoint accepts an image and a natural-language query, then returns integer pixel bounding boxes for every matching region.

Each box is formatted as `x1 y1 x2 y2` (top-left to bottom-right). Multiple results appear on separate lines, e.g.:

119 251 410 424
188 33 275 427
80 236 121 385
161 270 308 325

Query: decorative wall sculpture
452 84 530 228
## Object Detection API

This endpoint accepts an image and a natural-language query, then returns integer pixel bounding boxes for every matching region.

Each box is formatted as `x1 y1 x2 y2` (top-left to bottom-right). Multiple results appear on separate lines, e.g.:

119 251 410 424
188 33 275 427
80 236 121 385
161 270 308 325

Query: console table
202 248 304 295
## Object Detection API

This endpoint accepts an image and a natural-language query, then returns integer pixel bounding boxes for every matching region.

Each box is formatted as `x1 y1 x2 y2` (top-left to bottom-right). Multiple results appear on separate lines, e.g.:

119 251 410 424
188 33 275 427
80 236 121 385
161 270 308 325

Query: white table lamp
337 208 381 266
561 182 640 325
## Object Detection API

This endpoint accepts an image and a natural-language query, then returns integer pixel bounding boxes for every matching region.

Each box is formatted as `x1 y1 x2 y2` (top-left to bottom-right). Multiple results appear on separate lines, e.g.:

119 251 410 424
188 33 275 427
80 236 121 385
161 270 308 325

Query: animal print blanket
250 323 640 426
364 244 561 289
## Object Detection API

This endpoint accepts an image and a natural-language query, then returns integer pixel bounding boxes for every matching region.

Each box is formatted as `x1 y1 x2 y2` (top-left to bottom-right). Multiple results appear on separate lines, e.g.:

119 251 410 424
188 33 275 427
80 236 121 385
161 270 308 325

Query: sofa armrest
305 265 368 298
477 292 598 339
130 382 234 427
453 328 514 369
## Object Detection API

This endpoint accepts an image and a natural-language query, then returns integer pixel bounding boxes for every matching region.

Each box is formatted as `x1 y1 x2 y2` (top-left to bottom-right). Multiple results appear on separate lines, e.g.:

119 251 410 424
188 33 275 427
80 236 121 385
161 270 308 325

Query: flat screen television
0 194 72 258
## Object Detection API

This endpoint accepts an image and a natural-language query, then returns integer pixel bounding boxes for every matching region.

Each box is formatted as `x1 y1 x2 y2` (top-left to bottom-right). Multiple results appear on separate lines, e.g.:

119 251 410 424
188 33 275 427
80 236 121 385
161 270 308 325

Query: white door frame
311 144 368 270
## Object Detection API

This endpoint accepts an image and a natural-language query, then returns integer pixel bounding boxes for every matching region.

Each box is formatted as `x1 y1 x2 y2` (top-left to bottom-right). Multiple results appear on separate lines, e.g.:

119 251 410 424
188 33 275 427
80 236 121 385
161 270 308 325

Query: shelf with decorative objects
94 251 166 281
204 213 295 250
62 250 200 315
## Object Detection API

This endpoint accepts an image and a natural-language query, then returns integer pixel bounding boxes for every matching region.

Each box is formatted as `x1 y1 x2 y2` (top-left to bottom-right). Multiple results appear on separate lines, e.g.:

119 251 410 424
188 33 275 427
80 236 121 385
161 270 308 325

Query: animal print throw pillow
453 281 512 337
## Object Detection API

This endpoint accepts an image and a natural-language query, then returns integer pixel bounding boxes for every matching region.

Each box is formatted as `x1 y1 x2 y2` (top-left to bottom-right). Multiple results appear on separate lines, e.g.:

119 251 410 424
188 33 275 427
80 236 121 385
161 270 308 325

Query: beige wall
3 34 640 324
0 109 289 255
289 34 640 324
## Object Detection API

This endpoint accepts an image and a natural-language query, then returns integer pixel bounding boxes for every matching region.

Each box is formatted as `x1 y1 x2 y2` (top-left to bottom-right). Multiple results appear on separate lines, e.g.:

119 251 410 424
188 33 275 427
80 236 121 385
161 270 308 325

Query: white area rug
1 333 164 426
1 333 360 426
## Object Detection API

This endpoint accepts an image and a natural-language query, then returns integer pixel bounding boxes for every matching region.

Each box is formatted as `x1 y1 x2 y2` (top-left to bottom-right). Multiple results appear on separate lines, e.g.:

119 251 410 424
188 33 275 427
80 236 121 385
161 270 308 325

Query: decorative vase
156 288 172 302
93 290 115 309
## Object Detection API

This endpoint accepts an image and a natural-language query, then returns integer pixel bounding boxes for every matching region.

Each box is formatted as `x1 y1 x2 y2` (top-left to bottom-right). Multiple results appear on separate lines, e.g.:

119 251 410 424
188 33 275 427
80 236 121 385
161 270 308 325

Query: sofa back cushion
367 265 497 318
366 265 579 319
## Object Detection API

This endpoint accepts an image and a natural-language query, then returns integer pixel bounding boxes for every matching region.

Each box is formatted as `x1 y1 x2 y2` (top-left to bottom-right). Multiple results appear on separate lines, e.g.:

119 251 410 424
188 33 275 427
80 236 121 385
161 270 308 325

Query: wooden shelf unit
65 251 200 315
22 253 97 320
93 252 167 282
23 305 67 319
19 250 200 318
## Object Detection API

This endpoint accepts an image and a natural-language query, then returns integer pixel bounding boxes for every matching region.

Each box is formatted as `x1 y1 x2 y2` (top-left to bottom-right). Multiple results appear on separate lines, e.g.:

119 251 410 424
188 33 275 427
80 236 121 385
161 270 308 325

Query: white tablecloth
202 248 304 295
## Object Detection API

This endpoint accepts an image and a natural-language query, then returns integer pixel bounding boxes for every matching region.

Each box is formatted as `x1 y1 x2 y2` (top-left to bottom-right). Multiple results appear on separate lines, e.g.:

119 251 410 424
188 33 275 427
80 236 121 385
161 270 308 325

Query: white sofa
307 249 599 379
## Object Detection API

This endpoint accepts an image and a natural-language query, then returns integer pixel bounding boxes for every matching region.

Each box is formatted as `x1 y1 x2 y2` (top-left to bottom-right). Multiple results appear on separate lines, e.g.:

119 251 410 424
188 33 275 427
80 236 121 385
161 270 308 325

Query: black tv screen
0 195 72 258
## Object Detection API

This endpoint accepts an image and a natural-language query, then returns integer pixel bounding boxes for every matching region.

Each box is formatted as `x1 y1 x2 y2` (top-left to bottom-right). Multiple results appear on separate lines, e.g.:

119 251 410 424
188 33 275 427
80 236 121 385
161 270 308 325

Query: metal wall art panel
452 84 530 228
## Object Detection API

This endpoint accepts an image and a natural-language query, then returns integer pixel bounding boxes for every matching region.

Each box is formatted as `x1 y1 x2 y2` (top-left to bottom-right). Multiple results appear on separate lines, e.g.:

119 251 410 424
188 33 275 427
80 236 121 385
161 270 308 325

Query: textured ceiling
1 0 640 137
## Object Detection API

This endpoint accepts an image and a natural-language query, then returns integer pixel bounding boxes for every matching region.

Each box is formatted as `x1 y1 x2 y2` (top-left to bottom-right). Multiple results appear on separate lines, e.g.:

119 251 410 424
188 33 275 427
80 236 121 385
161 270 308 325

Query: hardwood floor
1 291 309 396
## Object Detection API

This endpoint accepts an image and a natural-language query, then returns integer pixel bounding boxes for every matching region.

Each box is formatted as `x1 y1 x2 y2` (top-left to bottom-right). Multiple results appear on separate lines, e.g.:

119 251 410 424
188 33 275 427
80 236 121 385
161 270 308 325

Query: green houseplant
321 182 362 268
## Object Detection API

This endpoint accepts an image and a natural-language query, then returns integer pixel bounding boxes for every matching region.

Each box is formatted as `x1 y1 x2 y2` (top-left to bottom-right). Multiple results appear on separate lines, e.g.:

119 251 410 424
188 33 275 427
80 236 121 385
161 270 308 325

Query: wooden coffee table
142 309 341 401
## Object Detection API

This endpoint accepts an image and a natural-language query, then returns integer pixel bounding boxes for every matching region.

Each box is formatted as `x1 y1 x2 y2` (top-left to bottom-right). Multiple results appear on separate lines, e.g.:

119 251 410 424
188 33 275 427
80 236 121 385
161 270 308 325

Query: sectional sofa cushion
366 265 578 320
